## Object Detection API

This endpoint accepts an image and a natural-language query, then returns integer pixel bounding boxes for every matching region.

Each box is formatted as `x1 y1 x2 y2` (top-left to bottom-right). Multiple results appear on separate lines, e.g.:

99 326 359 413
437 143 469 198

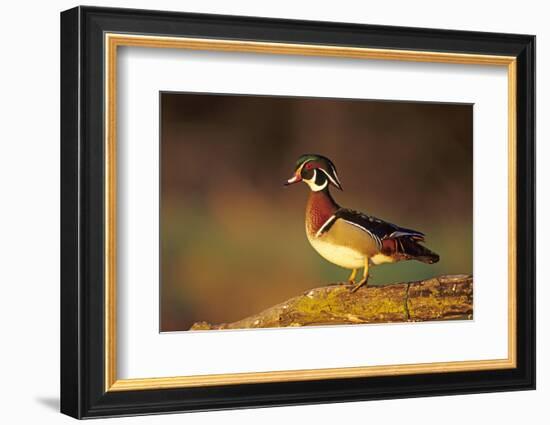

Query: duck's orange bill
284 174 302 186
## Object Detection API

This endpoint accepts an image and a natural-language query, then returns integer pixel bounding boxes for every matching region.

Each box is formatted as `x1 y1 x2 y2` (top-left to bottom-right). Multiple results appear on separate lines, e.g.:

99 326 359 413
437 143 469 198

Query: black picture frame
61 5 535 419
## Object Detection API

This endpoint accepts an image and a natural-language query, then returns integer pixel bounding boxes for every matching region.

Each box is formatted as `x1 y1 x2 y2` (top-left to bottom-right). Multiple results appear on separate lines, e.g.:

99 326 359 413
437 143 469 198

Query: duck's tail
382 237 440 264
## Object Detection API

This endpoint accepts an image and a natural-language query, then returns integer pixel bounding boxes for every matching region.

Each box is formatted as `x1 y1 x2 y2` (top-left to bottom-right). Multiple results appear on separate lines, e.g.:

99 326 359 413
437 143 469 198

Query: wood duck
285 154 439 292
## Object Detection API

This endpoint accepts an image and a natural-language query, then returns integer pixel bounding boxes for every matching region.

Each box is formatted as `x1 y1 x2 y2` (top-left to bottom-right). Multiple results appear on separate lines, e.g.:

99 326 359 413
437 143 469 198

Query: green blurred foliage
160 93 473 331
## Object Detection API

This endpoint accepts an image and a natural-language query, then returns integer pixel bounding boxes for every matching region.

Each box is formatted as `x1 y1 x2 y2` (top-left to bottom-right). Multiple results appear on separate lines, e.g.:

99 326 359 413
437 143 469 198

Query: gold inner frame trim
104 33 518 392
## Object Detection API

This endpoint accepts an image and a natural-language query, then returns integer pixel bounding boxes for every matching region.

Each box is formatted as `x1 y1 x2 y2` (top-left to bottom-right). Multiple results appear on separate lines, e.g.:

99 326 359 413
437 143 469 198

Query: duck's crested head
285 154 343 192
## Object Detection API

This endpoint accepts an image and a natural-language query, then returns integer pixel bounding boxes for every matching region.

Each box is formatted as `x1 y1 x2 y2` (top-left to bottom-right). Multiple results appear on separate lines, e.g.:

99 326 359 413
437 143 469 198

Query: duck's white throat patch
304 169 328 192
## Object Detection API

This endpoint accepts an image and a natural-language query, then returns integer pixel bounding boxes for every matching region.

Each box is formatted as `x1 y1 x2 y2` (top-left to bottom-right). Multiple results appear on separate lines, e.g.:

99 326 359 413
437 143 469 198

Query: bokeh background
160 92 473 332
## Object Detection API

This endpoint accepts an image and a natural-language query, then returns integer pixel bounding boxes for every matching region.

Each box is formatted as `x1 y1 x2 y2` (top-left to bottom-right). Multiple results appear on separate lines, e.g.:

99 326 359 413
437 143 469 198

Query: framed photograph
60 6 535 419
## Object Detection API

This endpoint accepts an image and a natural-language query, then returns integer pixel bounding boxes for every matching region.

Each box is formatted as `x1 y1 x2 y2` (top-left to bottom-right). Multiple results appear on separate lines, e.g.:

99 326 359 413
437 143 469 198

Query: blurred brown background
160 92 473 332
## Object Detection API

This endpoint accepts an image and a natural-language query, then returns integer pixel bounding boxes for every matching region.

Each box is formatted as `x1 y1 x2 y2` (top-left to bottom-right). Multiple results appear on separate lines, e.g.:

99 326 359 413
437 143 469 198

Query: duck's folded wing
318 208 425 242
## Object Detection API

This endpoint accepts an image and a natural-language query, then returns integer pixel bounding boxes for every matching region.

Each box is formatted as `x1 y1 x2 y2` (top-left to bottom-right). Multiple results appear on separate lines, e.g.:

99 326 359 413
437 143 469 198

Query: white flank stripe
315 215 336 237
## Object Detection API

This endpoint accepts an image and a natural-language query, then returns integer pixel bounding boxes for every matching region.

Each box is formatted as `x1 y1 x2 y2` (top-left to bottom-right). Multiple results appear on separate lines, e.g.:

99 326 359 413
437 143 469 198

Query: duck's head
285 154 343 192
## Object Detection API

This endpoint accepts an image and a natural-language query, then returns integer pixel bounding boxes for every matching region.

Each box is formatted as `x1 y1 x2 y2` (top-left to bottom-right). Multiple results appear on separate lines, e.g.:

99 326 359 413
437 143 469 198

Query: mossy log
190 274 473 330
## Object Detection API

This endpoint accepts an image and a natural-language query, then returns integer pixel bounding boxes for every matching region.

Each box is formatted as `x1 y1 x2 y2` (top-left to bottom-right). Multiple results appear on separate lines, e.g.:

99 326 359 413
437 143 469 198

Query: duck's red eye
306 163 312 170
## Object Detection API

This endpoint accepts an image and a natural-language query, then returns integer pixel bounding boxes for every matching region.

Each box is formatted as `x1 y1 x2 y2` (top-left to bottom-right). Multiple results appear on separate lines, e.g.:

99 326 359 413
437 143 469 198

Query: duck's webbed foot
350 276 369 293
350 260 369 293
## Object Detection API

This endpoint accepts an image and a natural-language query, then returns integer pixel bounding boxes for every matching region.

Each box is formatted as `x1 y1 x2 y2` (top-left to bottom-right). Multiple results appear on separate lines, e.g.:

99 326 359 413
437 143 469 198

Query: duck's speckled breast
305 191 338 237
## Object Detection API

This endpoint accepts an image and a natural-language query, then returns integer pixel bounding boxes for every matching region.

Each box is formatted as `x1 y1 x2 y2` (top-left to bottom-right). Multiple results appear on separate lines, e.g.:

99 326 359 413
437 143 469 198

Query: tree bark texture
190 274 473 330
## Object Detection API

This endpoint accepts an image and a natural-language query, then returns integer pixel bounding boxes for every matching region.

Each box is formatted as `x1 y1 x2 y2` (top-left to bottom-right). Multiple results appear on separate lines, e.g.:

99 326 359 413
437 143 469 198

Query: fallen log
190 274 473 330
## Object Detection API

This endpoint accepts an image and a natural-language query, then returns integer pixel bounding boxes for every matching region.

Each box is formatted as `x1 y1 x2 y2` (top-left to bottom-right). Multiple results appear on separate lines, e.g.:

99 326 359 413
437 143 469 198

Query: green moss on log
190 274 473 330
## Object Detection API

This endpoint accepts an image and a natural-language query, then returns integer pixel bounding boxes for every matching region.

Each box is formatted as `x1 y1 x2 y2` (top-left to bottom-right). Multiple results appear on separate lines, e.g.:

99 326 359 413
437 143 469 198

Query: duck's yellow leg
347 268 357 284
351 258 369 293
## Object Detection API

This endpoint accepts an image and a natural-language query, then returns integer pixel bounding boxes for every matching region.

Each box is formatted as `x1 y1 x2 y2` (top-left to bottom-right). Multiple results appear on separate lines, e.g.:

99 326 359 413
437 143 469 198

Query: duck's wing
317 208 425 242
